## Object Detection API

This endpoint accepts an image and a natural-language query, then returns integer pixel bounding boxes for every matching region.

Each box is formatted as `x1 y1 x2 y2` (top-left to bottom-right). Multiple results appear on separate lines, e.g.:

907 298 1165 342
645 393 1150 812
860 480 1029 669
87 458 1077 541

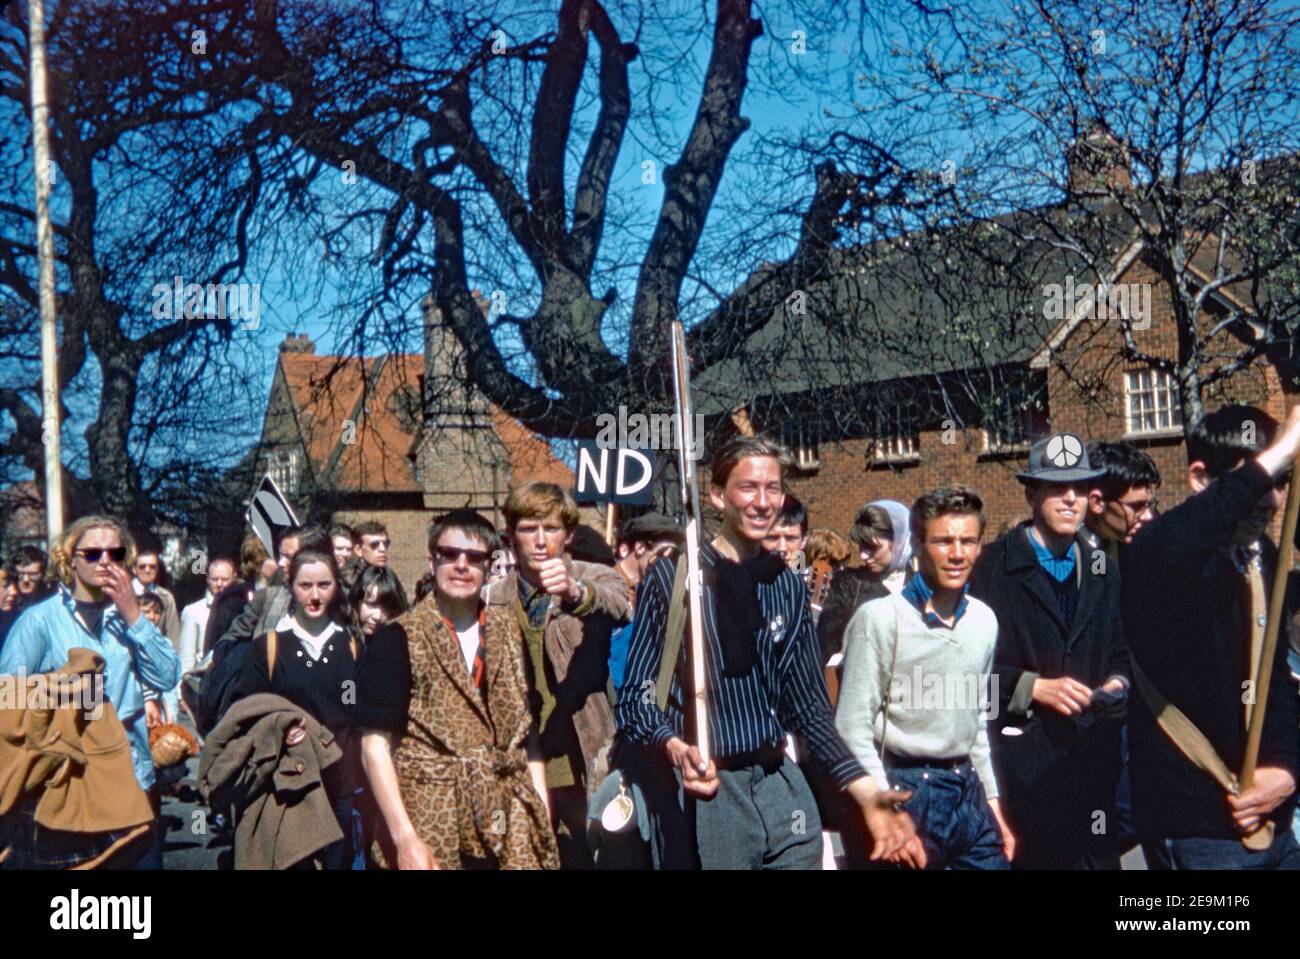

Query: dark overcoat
968 523 1130 867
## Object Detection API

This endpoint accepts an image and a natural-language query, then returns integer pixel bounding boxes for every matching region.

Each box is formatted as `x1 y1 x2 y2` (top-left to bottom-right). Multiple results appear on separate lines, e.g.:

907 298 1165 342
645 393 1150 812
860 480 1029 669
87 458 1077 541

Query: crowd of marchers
1 402 1299 871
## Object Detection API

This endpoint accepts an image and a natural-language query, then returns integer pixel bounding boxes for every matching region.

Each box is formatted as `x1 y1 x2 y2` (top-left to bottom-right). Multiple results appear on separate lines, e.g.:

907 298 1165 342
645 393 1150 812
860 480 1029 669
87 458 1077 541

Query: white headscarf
866 499 914 576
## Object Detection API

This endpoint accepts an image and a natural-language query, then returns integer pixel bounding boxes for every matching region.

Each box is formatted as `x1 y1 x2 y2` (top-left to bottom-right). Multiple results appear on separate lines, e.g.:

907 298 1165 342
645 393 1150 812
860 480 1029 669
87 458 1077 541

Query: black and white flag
246 475 299 557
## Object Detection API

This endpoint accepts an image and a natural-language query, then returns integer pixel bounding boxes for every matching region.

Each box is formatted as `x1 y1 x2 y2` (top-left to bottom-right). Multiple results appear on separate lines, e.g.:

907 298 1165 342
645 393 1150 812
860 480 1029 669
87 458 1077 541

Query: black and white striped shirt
615 543 866 789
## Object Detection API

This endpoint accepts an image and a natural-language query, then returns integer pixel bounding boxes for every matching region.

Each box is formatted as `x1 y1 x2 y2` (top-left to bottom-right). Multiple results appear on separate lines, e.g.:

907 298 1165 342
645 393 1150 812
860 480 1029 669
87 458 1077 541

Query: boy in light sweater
835 486 1014 869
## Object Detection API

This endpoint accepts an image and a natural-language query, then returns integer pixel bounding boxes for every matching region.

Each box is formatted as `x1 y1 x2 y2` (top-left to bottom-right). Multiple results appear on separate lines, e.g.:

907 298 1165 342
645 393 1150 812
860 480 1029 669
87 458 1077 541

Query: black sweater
1122 460 1300 840
232 626 360 799
815 567 889 666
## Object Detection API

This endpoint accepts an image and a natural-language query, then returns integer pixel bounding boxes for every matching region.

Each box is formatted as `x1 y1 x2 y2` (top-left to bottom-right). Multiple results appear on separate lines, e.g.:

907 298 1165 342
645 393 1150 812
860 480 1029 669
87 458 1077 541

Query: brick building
696 176 1297 541
255 298 582 590
0 480 47 556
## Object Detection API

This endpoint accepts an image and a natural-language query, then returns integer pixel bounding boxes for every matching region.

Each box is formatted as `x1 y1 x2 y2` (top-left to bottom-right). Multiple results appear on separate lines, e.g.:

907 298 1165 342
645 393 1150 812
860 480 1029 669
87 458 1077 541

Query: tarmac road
157 718 230 871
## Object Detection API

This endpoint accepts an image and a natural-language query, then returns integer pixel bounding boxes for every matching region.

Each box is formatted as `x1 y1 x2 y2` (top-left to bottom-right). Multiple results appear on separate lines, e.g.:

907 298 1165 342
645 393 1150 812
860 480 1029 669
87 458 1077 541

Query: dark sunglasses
365 538 391 549
77 547 127 563
433 546 491 565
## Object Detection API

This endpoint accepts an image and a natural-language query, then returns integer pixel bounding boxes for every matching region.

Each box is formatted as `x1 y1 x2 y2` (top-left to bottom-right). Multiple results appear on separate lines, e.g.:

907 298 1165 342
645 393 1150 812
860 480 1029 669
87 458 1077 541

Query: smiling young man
486 482 631 869
836 486 1012 869
330 523 362 590
1123 405 1300 869
616 435 922 870
968 432 1130 869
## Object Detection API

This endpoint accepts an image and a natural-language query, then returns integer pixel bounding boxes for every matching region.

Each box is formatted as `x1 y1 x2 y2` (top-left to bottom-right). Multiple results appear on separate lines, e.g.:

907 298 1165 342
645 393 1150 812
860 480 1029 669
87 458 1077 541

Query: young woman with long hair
232 548 361 869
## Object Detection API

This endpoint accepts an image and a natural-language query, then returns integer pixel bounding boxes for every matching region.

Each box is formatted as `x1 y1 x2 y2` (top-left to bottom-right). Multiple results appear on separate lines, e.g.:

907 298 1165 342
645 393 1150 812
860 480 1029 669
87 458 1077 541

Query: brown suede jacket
487 558 631 796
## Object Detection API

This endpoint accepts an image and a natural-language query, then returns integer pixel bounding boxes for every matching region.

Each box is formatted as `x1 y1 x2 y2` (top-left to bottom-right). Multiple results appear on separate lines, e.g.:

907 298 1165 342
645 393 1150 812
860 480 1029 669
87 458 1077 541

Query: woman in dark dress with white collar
233 548 360 869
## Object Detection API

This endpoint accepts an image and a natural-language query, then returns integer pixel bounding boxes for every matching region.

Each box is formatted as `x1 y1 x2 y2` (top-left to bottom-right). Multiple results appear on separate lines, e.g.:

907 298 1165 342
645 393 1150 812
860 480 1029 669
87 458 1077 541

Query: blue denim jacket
0 585 181 790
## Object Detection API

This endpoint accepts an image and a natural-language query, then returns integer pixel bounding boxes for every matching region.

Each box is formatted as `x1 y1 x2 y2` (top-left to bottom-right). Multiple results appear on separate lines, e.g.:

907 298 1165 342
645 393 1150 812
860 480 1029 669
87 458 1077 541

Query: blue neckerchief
901 571 969 628
516 575 550 628
1228 544 1262 575
1029 530 1076 583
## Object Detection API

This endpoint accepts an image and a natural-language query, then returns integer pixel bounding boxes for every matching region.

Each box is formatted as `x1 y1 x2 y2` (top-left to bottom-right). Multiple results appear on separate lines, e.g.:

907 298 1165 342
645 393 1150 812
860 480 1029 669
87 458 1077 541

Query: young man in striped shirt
615 435 923 869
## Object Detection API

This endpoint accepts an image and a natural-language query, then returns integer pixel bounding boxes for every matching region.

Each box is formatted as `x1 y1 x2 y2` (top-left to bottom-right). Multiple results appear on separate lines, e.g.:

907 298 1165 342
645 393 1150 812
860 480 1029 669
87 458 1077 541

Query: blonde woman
0 515 180 868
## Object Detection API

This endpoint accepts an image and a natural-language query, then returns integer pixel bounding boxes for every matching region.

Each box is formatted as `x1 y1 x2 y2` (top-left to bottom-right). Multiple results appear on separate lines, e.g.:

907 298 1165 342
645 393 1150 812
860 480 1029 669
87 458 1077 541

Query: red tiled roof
277 352 574 493
490 407 579 488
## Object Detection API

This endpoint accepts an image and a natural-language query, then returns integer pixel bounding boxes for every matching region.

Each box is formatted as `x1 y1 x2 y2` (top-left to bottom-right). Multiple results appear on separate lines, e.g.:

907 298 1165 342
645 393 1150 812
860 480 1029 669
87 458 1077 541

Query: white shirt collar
273 612 344 660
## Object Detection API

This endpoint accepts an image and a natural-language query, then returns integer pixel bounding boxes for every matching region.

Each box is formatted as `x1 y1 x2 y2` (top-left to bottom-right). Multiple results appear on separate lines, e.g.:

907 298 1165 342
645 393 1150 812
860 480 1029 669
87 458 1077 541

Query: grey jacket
198 692 343 869
219 584 292 649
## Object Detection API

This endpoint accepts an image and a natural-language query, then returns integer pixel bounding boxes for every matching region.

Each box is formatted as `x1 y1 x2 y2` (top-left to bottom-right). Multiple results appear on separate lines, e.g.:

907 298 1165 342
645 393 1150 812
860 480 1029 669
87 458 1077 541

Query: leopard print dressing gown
376 601 560 870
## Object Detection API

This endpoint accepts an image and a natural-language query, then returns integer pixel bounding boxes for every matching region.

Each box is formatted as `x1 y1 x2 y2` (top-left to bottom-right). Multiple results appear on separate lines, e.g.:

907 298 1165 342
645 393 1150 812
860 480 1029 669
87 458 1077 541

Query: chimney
422 298 488 424
279 333 314 354
1066 123 1132 198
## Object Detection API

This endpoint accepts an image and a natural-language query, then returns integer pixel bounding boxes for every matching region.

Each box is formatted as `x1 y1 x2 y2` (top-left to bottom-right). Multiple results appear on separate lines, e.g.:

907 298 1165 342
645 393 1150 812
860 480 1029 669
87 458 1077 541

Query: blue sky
17 0 1297 489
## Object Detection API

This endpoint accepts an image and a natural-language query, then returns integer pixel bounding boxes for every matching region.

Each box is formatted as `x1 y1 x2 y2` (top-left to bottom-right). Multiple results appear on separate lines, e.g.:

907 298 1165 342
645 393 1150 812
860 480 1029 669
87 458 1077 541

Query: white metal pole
671 321 710 764
29 0 64 547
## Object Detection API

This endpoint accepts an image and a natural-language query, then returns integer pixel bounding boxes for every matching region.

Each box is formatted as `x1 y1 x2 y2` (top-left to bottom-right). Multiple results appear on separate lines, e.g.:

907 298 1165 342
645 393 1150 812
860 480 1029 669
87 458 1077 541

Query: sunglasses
76 547 127 564
364 538 391 549
433 546 491 565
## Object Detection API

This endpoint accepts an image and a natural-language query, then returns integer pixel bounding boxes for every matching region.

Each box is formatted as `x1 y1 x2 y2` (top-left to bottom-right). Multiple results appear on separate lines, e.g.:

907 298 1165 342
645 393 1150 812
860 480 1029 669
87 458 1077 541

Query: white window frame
784 422 820 471
1124 368 1183 436
984 426 1031 454
982 408 1034 454
267 448 301 495
983 389 1042 453
870 406 921 464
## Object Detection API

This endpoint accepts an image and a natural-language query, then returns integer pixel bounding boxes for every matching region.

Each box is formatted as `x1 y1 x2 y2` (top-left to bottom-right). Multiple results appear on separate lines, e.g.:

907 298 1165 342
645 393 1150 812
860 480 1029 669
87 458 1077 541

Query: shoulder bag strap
655 557 689 712
1129 657 1237 794
878 602 902 762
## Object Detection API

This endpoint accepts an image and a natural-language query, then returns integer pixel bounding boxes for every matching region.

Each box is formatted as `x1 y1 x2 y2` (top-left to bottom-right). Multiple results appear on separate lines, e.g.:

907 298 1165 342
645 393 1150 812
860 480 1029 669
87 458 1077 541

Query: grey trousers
695 755 823 870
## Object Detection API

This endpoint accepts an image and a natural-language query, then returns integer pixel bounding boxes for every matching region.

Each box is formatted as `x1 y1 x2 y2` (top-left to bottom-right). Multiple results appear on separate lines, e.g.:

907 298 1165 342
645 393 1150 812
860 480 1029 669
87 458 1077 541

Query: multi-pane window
871 405 921 463
783 421 820 471
267 448 300 495
985 382 1047 452
1125 368 1182 435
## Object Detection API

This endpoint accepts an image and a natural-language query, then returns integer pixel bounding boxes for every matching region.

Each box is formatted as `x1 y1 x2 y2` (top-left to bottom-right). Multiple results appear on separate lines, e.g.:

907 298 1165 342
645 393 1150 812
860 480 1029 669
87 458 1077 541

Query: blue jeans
887 761 1009 870
1144 830 1300 870
321 794 355 870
